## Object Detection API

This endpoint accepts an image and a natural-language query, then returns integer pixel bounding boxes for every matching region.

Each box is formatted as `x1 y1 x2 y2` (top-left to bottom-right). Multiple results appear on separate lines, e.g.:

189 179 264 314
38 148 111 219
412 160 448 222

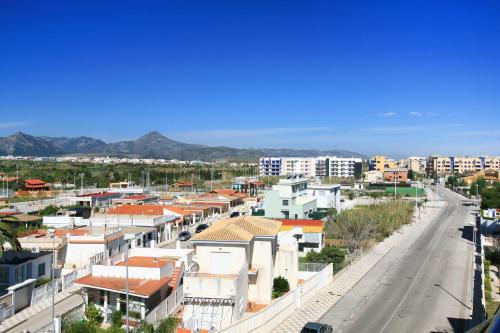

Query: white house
306 184 341 210
74 248 193 324
183 216 296 331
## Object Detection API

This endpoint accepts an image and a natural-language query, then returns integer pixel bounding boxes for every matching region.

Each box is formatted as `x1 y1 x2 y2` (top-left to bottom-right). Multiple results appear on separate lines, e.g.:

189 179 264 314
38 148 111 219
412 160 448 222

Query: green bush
272 276 290 299
65 320 97 333
85 303 103 326
35 277 52 288
305 246 345 265
110 311 123 328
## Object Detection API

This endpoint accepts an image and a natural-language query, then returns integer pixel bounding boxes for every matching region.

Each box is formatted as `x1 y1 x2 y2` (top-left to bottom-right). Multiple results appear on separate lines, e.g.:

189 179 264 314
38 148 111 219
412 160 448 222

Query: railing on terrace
298 262 329 272
144 287 184 325
0 293 14 321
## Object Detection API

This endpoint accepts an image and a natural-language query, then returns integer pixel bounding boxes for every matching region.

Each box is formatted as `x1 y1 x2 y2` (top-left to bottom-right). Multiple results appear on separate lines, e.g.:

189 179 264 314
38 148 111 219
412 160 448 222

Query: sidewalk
0 285 81 332
272 198 444 333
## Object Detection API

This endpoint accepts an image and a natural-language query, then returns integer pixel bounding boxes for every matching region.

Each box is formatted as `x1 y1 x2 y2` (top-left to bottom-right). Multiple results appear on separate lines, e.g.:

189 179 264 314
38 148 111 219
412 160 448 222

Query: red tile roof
74 275 171 297
107 205 165 215
163 205 191 216
274 219 324 227
115 256 171 268
24 179 47 185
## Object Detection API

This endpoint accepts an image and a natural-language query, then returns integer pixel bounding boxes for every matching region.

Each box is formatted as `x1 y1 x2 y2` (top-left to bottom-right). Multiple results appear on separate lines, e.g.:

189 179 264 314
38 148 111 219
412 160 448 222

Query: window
38 263 46 277
15 265 24 283
282 200 289 206
0 267 9 290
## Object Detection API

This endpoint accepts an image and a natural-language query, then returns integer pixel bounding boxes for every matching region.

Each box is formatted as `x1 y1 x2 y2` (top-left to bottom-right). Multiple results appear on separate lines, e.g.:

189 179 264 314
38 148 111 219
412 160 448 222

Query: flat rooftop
115 256 171 268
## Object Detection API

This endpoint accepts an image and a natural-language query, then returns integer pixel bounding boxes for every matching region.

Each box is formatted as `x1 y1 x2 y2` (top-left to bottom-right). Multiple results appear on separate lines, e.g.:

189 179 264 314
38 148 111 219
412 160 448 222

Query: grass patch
384 187 426 197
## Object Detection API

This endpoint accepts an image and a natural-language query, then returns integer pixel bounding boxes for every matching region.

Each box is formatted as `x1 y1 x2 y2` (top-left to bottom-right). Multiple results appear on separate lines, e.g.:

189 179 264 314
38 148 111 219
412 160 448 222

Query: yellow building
370 155 397 172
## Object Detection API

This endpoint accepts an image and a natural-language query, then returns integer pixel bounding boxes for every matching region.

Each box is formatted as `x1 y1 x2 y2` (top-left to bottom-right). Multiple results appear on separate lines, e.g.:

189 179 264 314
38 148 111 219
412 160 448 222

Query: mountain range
0 132 367 161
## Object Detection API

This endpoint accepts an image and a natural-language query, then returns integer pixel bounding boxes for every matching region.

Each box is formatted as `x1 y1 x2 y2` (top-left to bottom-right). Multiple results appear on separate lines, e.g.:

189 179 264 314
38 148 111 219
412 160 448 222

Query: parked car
230 211 240 218
195 224 209 233
300 322 333 333
178 231 192 241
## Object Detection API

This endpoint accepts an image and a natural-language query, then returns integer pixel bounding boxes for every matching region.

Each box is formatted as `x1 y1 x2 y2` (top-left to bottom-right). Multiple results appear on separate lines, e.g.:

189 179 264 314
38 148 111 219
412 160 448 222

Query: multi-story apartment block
369 155 397 172
259 157 282 176
259 156 362 178
327 157 362 178
426 156 500 176
407 156 427 173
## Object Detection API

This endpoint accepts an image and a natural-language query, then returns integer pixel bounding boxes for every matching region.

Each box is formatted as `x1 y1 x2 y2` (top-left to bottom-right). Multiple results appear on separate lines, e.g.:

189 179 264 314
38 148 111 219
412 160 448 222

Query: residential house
264 176 317 219
0 251 52 295
383 168 409 183
74 248 193 323
183 216 296 331
306 184 341 210
23 179 50 191
277 219 324 256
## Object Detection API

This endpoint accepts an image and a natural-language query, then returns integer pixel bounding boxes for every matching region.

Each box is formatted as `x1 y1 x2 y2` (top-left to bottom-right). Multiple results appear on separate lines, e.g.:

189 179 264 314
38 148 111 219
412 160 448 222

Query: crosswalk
0 285 81 332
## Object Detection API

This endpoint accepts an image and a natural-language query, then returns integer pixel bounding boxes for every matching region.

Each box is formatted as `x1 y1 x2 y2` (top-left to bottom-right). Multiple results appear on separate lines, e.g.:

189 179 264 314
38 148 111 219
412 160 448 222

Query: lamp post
125 244 129 333
48 228 56 326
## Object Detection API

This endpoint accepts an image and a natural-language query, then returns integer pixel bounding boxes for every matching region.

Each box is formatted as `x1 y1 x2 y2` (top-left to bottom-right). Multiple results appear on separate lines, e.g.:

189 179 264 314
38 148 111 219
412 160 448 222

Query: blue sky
0 1 499 158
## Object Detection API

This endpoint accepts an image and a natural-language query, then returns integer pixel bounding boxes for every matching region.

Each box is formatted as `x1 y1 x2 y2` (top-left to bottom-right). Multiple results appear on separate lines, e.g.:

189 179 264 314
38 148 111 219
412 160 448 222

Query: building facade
259 156 362 178
426 156 500 176
369 156 397 172
264 177 317 219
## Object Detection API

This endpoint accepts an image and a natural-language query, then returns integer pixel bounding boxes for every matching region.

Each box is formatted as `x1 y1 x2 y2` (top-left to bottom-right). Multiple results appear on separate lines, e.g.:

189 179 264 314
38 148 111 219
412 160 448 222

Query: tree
272 276 290 298
85 303 103 326
408 169 415 181
0 216 21 257
155 316 182 333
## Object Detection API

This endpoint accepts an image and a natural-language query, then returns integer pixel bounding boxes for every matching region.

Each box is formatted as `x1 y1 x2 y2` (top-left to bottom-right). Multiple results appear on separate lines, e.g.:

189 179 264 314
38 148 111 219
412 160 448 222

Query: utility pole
394 170 397 199
125 245 129 333
80 173 84 195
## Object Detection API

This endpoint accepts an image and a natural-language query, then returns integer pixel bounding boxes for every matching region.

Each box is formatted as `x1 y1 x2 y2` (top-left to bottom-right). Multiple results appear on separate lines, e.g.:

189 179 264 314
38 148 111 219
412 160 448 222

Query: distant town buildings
426 156 500 176
259 156 362 178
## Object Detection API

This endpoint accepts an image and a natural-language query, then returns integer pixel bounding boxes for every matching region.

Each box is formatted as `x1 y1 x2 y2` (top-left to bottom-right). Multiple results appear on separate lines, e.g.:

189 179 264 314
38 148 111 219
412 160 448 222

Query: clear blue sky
1 1 499 158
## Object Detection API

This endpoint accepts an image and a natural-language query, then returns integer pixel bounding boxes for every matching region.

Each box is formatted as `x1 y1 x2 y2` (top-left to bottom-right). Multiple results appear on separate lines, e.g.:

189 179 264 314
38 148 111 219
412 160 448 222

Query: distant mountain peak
0 131 367 161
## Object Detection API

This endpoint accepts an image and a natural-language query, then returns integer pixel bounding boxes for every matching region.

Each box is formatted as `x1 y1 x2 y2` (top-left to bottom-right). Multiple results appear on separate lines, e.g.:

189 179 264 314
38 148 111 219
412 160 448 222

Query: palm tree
0 215 21 257
155 316 181 333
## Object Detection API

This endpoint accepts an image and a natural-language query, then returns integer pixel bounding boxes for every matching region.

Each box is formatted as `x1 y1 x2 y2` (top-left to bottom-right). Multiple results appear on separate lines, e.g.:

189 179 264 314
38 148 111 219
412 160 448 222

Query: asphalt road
321 186 477 333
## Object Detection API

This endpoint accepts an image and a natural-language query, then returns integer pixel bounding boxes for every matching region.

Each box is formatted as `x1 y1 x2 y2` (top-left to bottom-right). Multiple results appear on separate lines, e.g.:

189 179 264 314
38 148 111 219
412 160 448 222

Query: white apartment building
264 176 317 219
259 156 362 178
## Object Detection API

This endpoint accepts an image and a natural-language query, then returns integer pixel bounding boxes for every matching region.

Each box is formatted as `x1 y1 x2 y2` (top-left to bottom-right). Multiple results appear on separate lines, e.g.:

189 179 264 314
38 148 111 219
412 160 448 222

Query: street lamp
47 228 56 326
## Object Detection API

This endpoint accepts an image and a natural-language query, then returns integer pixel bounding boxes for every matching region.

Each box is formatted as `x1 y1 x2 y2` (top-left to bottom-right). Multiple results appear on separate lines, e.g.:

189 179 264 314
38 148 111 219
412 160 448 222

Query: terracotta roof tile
107 205 165 215
191 216 281 242
74 275 171 297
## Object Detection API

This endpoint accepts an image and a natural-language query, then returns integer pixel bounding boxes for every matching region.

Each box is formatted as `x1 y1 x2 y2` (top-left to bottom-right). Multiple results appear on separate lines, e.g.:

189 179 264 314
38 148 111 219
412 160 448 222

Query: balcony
184 267 244 300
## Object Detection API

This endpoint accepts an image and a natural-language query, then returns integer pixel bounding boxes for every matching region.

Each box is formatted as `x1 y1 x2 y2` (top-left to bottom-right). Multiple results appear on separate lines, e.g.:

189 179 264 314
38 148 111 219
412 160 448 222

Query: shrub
35 277 52 288
85 303 103 326
110 310 123 328
65 320 97 333
305 246 345 265
272 276 290 299
155 316 181 333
